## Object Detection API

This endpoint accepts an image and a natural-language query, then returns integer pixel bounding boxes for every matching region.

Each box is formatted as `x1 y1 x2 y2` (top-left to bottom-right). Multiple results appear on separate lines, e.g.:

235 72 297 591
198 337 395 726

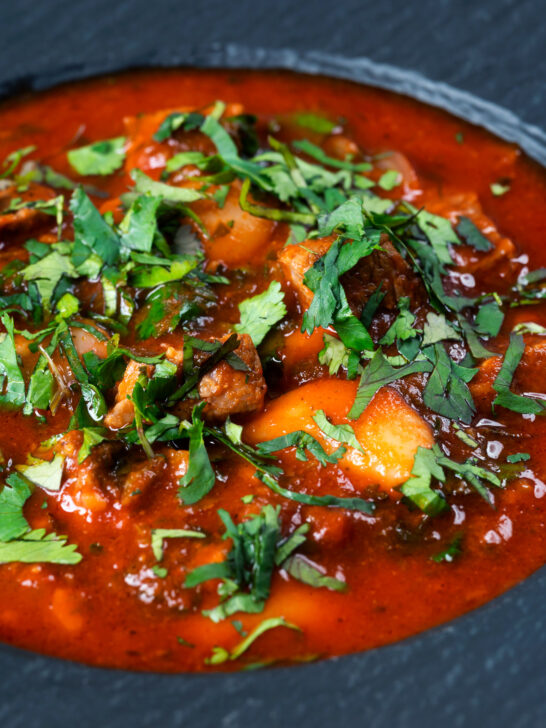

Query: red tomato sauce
0 69 544 672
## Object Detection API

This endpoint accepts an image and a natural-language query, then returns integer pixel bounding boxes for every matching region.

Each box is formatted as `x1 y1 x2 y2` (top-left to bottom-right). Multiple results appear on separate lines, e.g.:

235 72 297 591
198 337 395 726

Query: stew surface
0 69 545 672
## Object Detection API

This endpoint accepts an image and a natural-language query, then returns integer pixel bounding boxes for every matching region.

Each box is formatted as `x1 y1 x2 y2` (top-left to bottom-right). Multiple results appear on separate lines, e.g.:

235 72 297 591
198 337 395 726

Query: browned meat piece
425 190 518 286
278 233 423 315
278 237 333 310
343 236 424 312
120 456 167 508
198 333 266 420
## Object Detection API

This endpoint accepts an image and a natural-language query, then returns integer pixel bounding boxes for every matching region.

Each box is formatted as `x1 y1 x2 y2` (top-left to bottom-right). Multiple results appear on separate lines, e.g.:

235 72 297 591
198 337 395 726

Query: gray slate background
1 0 545 128
0 1 545 728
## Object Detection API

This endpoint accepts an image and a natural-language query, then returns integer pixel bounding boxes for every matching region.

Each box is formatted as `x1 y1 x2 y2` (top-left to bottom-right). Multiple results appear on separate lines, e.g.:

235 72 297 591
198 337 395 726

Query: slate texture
0 2 545 727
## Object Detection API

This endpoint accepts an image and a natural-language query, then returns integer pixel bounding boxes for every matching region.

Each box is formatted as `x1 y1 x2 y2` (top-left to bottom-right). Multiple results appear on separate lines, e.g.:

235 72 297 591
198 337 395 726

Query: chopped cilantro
292 112 336 135
0 472 81 563
506 452 530 463
312 409 364 453
206 617 300 665
491 181 511 196
493 334 546 414
399 446 448 516
0 314 26 407
283 554 347 592
16 454 65 492
67 137 126 176
378 170 401 191
234 280 287 346
151 528 206 561
349 349 432 419
431 535 462 563
185 505 308 622
423 344 477 424
178 404 216 505
456 216 493 252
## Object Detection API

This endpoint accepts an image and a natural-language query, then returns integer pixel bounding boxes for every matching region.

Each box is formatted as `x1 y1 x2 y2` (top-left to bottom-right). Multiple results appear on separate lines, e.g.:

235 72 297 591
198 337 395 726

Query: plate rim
0 43 545 727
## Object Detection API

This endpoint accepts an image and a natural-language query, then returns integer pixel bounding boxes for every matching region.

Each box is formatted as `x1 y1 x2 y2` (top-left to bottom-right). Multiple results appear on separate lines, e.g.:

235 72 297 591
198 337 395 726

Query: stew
0 69 545 672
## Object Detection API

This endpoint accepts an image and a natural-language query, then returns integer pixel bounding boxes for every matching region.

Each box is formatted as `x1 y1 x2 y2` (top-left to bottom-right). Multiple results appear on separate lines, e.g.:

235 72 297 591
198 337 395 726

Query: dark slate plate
0 45 545 728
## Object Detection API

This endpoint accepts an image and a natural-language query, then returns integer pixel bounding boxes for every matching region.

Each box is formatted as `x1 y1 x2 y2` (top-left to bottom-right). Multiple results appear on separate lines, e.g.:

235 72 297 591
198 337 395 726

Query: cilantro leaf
292 139 372 172
256 471 375 514
380 296 419 346
70 187 121 266
312 409 364 453
0 313 26 407
77 427 108 463
421 312 461 347
234 281 287 346
437 454 501 503
0 472 81 563
16 454 65 492
455 216 493 252
206 617 300 665
283 554 347 592
506 452 530 463
492 333 546 414
414 208 460 266
475 301 504 337
302 233 378 344
256 430 345 467
130 169 204 203
0 529 82 565
119 195 162 253
178 403 216 505
378 170 401 191
22 250 77 310
151 528 206 561
67 136 126 176
292 112 336 135
0 473 32 540
348 349 433 419
423 344 477 424
399 446 448 516
431 535 462 563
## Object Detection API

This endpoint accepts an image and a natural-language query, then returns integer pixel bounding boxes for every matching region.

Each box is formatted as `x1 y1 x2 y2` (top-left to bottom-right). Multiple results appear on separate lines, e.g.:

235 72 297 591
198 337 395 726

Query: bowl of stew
0 44 545 723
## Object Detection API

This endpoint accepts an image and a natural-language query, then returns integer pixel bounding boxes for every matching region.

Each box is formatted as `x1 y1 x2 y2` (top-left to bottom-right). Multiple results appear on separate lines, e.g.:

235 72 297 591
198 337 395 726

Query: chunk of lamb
197 333 267 420
425 191 517 284
278 233 422 314
105 334 266 430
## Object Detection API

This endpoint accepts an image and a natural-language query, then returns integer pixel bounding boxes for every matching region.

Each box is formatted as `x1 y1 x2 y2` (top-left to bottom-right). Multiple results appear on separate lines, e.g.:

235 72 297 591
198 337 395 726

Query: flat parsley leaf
151 528 206 562
492 333 546 414
16 454 65 492
348 349 432 419
423 344 477 424
0 314 26 407
312 409 364 453
67 137 126 176
455 216 493 252
399 446 448 516
206 617 300 665
234 280 287 346
178 403 216 505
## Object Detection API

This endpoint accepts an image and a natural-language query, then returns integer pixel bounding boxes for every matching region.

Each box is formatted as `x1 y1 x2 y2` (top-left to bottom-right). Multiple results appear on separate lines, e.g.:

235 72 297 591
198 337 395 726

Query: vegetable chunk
245 379 433 490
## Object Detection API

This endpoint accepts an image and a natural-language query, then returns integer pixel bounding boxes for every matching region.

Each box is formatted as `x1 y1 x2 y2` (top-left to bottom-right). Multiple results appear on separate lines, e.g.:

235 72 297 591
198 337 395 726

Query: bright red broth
0 69 544 672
